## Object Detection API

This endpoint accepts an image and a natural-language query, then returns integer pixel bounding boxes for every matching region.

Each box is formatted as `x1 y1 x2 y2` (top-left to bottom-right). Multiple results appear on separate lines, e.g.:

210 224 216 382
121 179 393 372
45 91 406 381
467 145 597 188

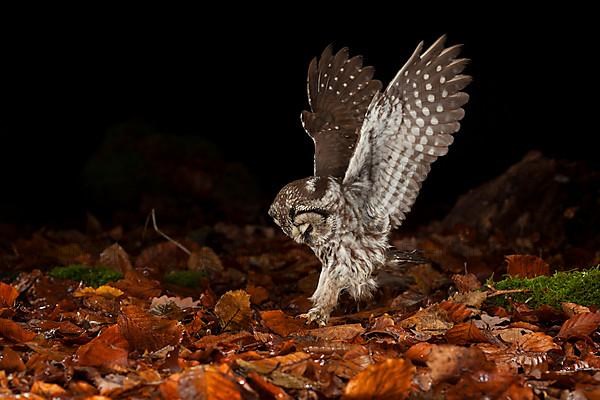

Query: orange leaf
99 243 133 273
75 325 129 368
427 345 488 384
240 352 311 374
178 365 243 400
214 290 252 331
0 282 19 308
0 346 25 372
118 305 184 352
247 371 293 400
0 318 36 342
136 241 189 270
307 323 365 341
505 254 549 278
343 358 415 400
260 310 306 336
439 300 472 323
445 321 490 345
113 271 162 299
247 284 269 305
558 312 600 339
516 332 561 352
404 342 435 364
31 381 67 397
561 302 591 317
159 373 181 400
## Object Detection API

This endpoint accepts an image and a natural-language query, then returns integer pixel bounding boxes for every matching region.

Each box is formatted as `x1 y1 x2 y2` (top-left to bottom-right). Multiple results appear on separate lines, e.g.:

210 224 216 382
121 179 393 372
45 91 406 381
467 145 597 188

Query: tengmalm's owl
269 36 471 325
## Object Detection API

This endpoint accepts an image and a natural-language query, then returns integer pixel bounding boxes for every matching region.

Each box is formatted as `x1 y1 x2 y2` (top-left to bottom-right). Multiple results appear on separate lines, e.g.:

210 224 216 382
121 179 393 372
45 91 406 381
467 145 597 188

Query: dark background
1 9 598 228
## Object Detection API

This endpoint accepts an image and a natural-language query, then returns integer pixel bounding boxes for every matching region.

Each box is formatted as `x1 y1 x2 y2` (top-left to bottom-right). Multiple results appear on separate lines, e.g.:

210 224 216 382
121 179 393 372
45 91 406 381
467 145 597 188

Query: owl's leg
301 266 344 326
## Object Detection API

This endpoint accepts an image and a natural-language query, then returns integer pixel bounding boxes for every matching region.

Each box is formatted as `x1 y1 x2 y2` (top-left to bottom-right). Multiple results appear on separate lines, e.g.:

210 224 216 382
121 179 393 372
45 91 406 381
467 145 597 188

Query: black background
1 7 598 227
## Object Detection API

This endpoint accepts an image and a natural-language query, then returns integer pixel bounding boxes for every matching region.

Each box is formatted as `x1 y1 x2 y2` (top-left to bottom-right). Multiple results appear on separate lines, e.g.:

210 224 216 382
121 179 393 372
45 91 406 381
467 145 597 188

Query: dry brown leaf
445 370 516 400
99 243 133 273
39 320 85 336
494 327 533 344
451 273 481 293
246 371 293 400
74 285 124 298
404 342 435 364
449 290 487 307
136 241 189 270
558 312 600 339
118 305 184 352
260 310 306 336
214 290 252 330
342 358 415 400
247 283 269 305
307 323 365 341
439 300 472 323
561 302 591 318
445 322 491 345
75 325 129 369
31 381 67 397
0 346 25 372
516 332 561 352
505 254 550 278
0 318 36 342
113 271 162 299
0 282 19 308
238 351 311 374
399 305 453 335
188 246 224 273
178 364 243 400
426 345 488 384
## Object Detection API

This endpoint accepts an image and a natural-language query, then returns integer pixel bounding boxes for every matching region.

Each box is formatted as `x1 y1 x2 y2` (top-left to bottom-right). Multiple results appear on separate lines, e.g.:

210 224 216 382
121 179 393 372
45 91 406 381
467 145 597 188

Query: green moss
49 265 123 287
164 270 206 288
490 267 600 309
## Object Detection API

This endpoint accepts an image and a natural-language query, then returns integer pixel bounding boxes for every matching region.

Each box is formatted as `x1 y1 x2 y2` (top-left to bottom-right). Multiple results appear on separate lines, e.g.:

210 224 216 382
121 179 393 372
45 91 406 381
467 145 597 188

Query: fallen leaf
237 352 311 374
494 327 533 344
99 243 133 273
405 342 435 364
561 302 591 317
159 373 180 400
188 246 224 273
38 320 86 336
178 364 243 400
426 345 488 384
449 290 487 307
0 282 19 307
557 312 600 339
0 318 36 342
76 325 129 369
113 271 162 299
307 323 365 341
150 295 201 315
247 284 269 305
439 300 472 323
214 290 252 330
451 273 481 293
445 370 516 400
342 358 415 400
74 285 124 298
31 381 67 397
516 332 561 352
246 371 293 400
399 305 453 335
0 346 25 372
260 310 306 336
445 322 491 345
505 254 550 278
118 305 184 352
136 241 189 271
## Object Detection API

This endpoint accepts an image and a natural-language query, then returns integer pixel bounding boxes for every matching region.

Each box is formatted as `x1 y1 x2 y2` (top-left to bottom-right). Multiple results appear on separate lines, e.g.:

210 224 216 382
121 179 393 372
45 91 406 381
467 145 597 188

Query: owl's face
269 177 340 247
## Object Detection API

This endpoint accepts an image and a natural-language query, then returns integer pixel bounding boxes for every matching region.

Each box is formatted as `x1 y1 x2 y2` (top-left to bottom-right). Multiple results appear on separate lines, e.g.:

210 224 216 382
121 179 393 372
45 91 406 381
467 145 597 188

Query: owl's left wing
343 35 471 227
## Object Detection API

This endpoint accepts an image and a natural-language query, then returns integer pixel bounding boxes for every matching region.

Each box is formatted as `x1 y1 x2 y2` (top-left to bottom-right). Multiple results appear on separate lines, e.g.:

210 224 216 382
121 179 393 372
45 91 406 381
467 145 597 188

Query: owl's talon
299 308 329 326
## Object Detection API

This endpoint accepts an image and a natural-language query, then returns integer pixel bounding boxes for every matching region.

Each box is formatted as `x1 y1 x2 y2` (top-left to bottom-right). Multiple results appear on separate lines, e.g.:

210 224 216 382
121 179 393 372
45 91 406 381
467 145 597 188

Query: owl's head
269 176 341 247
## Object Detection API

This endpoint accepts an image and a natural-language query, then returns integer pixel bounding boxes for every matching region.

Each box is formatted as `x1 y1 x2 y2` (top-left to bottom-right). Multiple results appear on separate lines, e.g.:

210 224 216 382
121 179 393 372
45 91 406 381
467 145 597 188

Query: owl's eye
293 210 326 226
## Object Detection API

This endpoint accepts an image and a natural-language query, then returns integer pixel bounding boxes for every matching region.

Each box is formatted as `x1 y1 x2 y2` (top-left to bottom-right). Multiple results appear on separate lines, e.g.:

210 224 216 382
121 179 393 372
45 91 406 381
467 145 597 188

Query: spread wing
344 35 471 227
301 46 382 178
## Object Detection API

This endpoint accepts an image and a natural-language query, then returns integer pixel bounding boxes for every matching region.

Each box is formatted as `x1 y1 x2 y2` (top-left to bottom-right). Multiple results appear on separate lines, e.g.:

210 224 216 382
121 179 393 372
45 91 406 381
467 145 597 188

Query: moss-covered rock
49 265 123 287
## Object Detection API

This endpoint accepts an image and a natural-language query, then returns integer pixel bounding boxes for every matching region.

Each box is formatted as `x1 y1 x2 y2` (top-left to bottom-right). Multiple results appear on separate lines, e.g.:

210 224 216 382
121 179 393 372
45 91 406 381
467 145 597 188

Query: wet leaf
0 318 36 342
0 282 19 307
505 254 550 278
118 305 184 352
214 290 252 330
558 312 600 339
99 243 133 273
260 310 306 336
405 342 435 364
75 325 129 368
342 358 415 400
0 346 26 372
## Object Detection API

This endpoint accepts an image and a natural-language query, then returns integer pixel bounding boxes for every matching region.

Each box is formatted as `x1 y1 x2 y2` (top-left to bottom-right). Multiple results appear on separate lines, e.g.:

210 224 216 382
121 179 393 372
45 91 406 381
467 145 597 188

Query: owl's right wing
343 35 471 228
301 46 382 178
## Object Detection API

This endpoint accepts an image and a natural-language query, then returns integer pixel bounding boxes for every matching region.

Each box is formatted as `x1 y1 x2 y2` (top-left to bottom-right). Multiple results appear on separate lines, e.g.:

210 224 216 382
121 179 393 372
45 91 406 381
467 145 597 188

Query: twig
486 287 531 297
145 208 191 256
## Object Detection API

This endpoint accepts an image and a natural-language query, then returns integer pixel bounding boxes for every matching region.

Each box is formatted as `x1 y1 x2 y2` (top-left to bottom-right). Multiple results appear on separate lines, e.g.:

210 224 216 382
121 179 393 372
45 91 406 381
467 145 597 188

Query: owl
269 35 471 325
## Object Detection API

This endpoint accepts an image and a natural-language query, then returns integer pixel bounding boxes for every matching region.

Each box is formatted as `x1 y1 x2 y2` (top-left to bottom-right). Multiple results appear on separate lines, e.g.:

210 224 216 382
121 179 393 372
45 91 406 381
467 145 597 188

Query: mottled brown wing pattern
344 35 471 227
301 46 382 178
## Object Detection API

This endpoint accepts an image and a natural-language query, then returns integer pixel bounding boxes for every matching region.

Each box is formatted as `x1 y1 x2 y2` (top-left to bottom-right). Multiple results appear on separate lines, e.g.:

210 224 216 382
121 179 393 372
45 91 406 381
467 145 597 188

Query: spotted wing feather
302 46 382 178
344 35 471 227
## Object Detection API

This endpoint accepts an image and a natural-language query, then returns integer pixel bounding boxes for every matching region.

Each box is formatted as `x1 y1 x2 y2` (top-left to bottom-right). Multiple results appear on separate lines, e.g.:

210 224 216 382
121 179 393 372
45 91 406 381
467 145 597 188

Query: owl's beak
291 224 310 243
